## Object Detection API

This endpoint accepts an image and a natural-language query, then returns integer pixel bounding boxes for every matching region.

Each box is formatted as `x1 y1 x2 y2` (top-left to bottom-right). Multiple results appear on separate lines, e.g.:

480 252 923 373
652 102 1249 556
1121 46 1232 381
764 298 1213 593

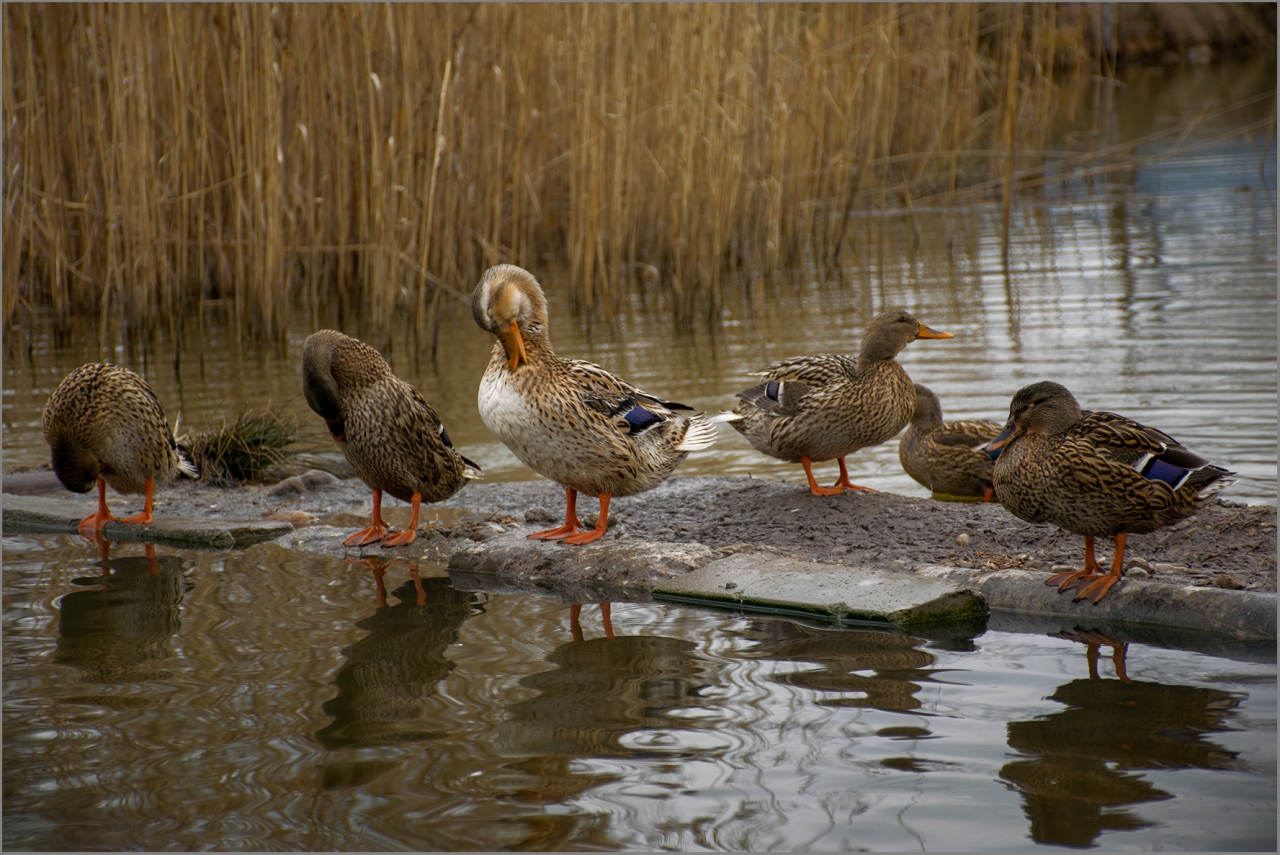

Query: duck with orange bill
719 309 953 496
470 264 716 546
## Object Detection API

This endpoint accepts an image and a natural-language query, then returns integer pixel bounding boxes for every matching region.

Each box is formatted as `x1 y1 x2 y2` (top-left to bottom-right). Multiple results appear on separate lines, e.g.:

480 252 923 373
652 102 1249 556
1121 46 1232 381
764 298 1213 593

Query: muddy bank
7 471 1274 594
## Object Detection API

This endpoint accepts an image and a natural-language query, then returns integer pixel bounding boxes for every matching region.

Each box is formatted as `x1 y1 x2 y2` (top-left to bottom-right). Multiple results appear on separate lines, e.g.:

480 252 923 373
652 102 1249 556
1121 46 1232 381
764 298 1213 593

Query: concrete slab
448 530 716 602
653 553 986 629
917 565 1277 640
3 495 291 550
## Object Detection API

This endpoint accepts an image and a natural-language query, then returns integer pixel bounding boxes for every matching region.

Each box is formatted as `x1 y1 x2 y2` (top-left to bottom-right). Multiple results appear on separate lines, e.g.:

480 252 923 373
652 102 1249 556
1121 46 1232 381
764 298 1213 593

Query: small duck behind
899 384 1001 502
988 381 1234 604
471 264 715 545
42 362 198 538
720 309 952 496
303 330 480 548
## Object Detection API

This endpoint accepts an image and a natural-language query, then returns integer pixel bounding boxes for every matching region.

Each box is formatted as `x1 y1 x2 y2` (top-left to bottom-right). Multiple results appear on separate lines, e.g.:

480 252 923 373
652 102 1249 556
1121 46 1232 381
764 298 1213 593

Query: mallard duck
720 309 952 496
988 381 1235 604
470 264 716 545
42 362 198 538
899 383 1001 502
302 329 481 547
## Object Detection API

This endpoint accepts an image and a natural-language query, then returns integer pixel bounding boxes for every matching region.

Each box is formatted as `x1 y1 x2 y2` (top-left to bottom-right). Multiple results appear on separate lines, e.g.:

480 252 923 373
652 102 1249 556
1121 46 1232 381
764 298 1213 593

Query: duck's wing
565 359 692 437
933 420 1003 450
399 381 483 474
736 354 853 416
1073 410 1216 489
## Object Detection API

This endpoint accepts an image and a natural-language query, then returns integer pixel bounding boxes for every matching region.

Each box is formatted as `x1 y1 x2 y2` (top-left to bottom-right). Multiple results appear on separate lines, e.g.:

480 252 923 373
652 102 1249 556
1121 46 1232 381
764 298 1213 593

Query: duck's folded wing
1078 411 1213 487
934 420 1002 449
567 360 689 436
749 353 854 384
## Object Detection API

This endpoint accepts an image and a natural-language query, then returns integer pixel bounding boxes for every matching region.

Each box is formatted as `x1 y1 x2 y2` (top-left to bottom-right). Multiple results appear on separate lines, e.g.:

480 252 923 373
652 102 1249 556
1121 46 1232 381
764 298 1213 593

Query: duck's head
909 383 944 428
987 381 1082 452
48 435 101 493
861 310 952 361
471 264 550 371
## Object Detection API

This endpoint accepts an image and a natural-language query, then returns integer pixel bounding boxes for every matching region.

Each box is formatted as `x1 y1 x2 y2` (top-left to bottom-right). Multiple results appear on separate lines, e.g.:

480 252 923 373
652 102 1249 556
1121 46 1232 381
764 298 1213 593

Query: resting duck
471 264 715 545
42 362 198 538
899 384 1001 502
988 381 1234 604
721 309 952 496
303 330 481 547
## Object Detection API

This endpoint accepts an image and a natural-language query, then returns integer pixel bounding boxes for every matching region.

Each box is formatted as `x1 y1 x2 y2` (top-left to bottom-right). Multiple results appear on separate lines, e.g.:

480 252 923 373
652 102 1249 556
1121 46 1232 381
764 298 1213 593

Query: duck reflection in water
493 604 716 805
1000 641 1244 848
743 620 954 714
315 557 480 751
55 537 190 686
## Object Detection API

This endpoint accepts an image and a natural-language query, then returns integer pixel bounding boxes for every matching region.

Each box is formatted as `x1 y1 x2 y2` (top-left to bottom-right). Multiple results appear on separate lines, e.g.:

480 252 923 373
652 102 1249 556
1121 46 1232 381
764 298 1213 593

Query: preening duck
470 264 715 545
988 381 1234 604
303 329 480 548
721 309 952 496
42 362 198 538
898 383 1001 502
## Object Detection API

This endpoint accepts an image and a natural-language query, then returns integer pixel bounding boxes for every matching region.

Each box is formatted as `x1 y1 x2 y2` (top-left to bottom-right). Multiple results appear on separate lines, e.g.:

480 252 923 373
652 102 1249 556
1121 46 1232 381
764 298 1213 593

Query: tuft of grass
183 404 297 486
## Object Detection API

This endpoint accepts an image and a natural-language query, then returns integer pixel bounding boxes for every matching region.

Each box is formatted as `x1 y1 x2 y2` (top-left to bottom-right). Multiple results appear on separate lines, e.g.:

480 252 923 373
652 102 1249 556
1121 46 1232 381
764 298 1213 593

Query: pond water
3 59 1277 851
2 539 1276 851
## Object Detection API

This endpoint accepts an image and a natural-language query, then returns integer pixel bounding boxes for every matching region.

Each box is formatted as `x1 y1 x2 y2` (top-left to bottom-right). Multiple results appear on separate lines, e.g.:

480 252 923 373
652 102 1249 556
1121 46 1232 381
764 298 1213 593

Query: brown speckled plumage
990 381 1234 603
725 309 952 495
303 330 479 546
42 362 197 535
898 384 1001 500
471 264 715 544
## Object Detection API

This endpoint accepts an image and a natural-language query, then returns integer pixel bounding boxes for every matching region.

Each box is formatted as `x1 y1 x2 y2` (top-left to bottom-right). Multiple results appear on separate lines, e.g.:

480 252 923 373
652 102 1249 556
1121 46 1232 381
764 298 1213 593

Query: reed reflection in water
3 539 1275 851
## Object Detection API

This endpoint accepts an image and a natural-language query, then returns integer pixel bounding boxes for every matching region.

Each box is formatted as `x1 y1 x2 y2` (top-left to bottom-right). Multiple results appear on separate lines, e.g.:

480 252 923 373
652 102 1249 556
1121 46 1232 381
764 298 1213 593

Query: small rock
524 506 557 524
266 476 307 497
1214 574 1245 590
581 512 614 528
265 509 318 529
955 533 970 547
300 469 339 489
724 581 738 590
1124 556 1153 574
1151 562 1187 575
1126 568 1150 579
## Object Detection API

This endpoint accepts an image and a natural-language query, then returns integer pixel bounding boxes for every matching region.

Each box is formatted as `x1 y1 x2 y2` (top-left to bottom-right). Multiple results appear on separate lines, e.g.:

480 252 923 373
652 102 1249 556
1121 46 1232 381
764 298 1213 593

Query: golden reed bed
3 3 1271 342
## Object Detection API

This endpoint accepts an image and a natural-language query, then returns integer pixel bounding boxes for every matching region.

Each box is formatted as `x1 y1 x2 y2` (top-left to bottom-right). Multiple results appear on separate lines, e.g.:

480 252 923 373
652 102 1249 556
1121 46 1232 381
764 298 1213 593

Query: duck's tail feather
675 414 718 452
710 411 744 424
461 454 484 479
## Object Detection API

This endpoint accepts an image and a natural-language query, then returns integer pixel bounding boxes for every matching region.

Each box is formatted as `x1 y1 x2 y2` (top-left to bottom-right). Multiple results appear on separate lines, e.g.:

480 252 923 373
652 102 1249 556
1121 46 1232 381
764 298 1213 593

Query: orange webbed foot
559 526 607 546
1074 574 1121 604
116 510 154 525
528 520 584 541
1045 568 1096 592
344 522 390 547
78 510 117 540
808 484 846 497
380 527 417 548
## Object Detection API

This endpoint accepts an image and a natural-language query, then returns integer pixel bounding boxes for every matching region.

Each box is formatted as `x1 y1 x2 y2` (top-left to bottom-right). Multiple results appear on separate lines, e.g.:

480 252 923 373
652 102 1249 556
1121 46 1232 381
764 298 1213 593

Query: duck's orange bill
985 423 1019 453
915 322 953 340
502 320 529 371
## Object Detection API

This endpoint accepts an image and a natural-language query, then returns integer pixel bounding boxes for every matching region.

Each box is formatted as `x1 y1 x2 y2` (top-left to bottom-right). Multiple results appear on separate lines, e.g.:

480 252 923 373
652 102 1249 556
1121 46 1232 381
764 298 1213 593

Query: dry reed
2 3 1230 340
